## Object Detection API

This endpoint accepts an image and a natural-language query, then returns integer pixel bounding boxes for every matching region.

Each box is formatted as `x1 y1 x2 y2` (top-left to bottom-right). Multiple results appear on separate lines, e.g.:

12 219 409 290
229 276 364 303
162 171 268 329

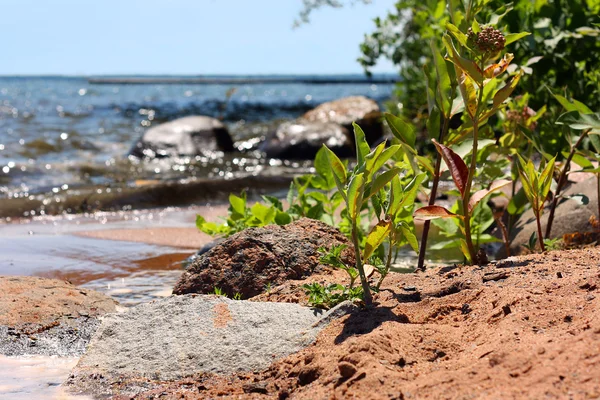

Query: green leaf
459 73 478 118
556 112 600 134
262 195 283 211
323 145 348 198
363 220 392 262
365 144 401 179
430 41 452 116
549 89 594 114
251 202 275 224
385 113 416 149
539 156 556 200
399 223 419 253
353 122 371 166
459 239 472 263
397 173 427 211
570 152 594 169
427 106 441 141
274 210 292 225
417 155 435 175
414 205 460 220
347 173 365 218
443 34 484 83
366 168 400 200
507 187 528 215
446 23 469 47
229 193 246 217
314 147 335 190
504 32 531 46
307 202 325 220
432 139 469 196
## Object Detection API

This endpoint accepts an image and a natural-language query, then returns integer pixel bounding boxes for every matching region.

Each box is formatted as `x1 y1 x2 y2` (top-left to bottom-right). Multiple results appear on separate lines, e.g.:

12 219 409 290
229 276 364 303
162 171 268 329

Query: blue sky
1 0 397 75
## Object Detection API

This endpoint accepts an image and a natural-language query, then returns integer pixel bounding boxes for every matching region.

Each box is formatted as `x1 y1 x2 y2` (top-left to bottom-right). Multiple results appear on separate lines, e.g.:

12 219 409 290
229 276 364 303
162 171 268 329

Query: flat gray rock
70 295 352 384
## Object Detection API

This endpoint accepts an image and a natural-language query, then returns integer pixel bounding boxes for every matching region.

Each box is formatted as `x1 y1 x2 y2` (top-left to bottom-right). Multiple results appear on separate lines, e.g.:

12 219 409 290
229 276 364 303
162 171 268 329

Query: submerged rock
301 96 383 145
128 115 235 158
0 276 118 356
173 218 354 299
507 177 599 256
65 296 355 397
260 121 353 160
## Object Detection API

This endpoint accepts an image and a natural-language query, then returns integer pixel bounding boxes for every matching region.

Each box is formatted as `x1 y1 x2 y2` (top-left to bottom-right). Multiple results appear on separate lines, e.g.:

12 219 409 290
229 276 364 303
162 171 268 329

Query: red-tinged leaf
468 179 512 212
432 139 469 196
492 71 523 110
484 53 514 78
414 205 460 220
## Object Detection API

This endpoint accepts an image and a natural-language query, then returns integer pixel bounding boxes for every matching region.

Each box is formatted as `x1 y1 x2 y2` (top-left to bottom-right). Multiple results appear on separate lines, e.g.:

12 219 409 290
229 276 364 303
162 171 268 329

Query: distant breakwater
88 76 400 85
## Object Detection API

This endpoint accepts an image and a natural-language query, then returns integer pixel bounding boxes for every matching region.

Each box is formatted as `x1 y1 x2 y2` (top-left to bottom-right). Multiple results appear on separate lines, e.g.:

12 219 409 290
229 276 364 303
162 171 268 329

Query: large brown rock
172 218 354 299
301 96 383 145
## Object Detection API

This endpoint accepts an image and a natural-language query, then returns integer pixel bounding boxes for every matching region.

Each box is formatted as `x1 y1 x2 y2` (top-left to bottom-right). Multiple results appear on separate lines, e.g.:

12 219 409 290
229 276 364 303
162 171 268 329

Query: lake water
0 75 396 399
0 75 395 203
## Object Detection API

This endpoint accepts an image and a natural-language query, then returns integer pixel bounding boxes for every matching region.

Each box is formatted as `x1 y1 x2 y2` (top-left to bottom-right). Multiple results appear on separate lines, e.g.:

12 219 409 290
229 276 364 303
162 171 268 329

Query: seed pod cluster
467 26 506 54
507 106 537 130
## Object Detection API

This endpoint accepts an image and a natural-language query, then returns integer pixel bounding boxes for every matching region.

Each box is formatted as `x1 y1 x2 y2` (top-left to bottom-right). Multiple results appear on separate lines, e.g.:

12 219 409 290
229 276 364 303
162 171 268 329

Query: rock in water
506 177 600 256
301 96 383 145
128 115 234 158
65 296 355 397
260 121 353 160
172 218 354 298
0 276 118 356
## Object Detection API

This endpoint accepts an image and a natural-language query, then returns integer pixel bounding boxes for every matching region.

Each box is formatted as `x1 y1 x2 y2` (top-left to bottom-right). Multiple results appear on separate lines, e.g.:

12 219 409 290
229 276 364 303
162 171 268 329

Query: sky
1 0 398 76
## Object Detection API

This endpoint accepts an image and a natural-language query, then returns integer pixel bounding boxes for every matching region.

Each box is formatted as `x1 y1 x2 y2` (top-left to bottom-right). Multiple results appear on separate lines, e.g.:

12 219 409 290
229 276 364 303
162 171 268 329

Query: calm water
0 75 395 202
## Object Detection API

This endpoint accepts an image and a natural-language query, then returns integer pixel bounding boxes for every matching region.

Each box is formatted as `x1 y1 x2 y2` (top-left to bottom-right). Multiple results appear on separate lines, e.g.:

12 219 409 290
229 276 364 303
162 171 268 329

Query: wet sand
0 203 230 399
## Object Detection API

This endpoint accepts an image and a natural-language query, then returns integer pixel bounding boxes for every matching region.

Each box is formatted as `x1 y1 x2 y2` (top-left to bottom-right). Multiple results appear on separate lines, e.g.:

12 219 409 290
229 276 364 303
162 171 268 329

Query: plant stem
377 240 394 290
462 76 485 265
545 129 590 239
352 222 372 306
536 210 546 252
597 173 600 220
417 115 451 271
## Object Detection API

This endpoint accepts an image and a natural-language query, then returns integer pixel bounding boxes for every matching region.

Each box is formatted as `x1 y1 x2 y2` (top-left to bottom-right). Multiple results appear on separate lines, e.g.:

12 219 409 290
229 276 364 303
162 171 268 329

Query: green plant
213 287 226 297
196 191 292 238
318 244 359 288
302 282 363 309
360 0 600 143
322 123 407 305
517 154 556 252
413 21 526 264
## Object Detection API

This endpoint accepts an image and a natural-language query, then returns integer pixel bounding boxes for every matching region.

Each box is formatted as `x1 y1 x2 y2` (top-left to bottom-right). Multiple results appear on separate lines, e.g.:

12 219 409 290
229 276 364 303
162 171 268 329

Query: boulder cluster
128 96 384 161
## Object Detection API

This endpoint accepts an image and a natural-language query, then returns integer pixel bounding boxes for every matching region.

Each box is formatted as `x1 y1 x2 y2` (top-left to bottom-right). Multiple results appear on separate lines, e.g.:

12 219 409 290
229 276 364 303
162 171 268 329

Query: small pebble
338 361 357 379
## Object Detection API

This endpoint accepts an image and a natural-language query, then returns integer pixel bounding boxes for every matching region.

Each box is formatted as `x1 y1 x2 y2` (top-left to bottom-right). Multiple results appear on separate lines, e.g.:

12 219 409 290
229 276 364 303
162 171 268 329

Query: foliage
196 147 344 237
413 18 525 264
517 154 556 252
195 1 600 308
359 0 600 152
321 118 426 304
303 282 363 309
294 0 371 27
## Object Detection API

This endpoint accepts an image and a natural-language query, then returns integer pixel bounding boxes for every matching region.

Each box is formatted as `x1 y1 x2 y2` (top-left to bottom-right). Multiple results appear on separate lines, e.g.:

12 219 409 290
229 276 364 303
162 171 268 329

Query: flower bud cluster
507 106 537 130
467 26 506 54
